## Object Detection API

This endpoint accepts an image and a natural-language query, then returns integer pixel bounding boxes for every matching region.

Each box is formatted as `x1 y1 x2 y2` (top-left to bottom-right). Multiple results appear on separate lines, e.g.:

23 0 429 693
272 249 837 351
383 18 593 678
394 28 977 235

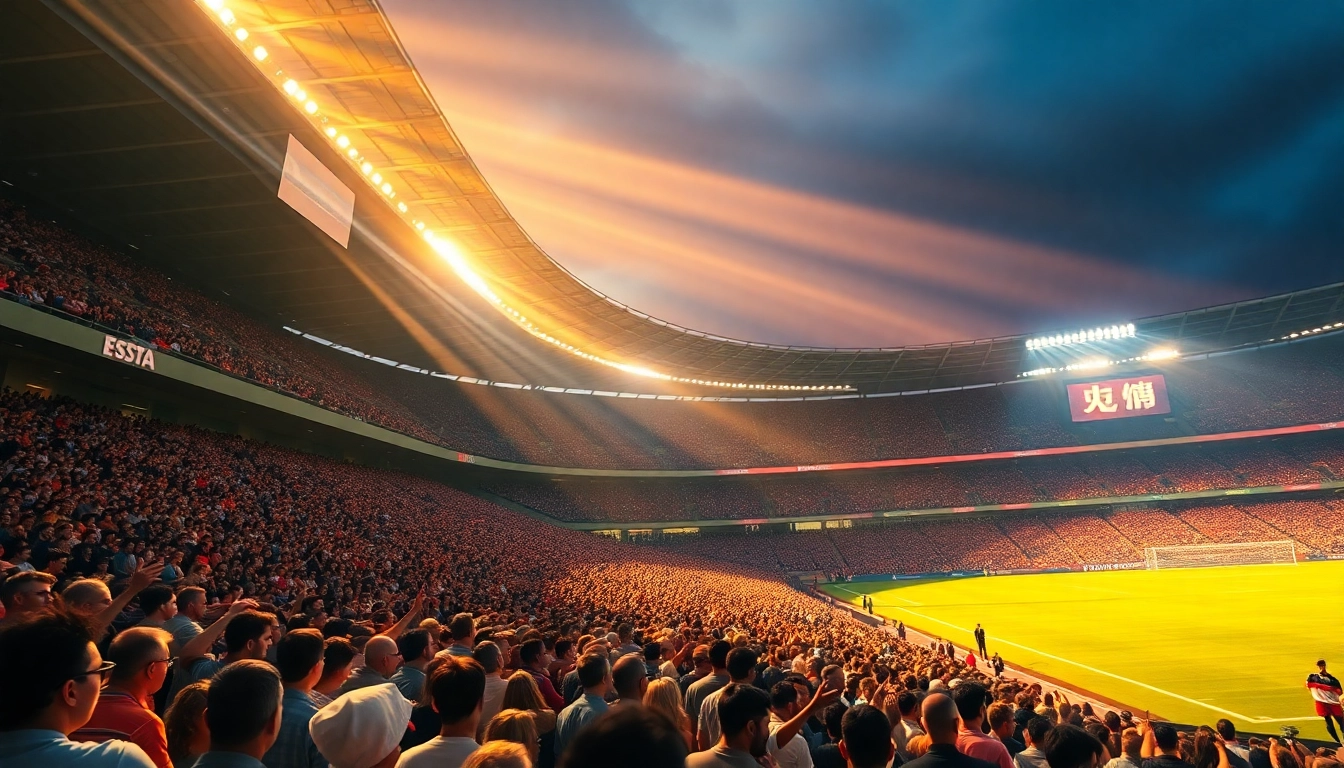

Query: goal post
1143 540 1298 570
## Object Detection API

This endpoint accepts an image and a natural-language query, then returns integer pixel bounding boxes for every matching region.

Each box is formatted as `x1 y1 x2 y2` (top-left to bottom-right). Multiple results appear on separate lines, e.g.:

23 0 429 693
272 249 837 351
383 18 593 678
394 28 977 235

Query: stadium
1 1 1342 767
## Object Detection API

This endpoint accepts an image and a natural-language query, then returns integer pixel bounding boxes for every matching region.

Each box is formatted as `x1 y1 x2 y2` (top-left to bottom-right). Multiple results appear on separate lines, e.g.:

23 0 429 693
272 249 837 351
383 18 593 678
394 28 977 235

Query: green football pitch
821 561 1344 740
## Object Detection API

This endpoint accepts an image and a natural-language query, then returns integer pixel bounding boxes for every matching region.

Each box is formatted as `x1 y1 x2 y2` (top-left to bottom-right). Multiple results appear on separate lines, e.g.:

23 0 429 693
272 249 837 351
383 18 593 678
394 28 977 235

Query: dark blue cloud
382 0 1344 346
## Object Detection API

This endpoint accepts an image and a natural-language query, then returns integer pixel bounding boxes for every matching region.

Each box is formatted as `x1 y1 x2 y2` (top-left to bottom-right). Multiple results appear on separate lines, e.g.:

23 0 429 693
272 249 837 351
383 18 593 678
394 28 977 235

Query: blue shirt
390 666 426 702
553 693 608 759
0 728 155 768
262 688 328 768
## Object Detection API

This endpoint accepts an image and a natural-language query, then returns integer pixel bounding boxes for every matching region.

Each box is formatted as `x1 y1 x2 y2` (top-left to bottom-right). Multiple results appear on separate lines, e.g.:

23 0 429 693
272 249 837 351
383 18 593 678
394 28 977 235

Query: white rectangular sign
277 134 356 248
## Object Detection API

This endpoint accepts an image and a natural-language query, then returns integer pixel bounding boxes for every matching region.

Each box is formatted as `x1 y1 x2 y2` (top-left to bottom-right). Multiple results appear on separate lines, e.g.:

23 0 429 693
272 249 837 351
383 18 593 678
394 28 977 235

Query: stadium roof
3 0 1343 395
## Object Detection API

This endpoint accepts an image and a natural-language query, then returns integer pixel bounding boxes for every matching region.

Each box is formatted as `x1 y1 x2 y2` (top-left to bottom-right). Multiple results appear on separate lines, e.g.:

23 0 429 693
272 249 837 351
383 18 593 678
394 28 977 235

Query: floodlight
252 46 267 61
234 28 248 41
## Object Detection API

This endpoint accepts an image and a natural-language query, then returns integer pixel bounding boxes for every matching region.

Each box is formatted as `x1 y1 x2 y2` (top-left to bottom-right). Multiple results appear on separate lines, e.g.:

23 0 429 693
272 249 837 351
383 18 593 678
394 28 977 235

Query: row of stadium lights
1283 322 1344 341
198 0 849 394
1025 323 1136 350
1019 348 1179 378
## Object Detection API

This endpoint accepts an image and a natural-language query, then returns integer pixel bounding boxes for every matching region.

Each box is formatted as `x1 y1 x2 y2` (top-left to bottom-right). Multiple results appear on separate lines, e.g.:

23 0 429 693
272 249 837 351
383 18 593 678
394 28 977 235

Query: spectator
559 706 688 768
554 652 612 760
398 656 486 768
698 646 759 750
443 614 476 657
1043 725 1105 768
0 609 155 767
896 691 928 761
501 671 558 764
902 693 998 768
521 639 566 712
687 683 773 768
482 709 540 766
769 677 842 768
1191 726 1231 768
611 654 648 706
954 682 1014 768
0 570 55 624
1214 722 1252 768
645 677 694 752
137 586 177 628
164 681 212 768
167 601 265 703
195 660 284 768
1104 730 1143 768
71 627 175 768
391 629 435 703
686 640 734 743
841 704 898 768
311 638 358 707
1016 717 1055 768
475 642 511 738
465 741 532 768
262 628 327 768
1140 724 1186 768
311 683 413 768
678 645 713 695
164 587 206 654
340 636 403 695
991 703 1025 757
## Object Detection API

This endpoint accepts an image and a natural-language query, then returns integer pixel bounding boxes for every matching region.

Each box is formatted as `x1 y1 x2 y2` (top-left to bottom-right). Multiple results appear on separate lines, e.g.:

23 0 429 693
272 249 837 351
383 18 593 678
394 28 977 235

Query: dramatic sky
380 0 1344 348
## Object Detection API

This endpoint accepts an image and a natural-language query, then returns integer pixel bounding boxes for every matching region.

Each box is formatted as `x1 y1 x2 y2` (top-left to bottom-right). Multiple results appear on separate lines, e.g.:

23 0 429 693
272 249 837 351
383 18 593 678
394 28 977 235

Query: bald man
902 693 1000 768
338 635 405 696
612 653 649 706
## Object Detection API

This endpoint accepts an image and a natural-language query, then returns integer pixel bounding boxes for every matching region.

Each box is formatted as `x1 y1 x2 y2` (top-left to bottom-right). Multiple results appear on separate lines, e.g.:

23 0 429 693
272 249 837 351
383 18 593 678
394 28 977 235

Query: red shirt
958 727 1014 768
71 690 172 768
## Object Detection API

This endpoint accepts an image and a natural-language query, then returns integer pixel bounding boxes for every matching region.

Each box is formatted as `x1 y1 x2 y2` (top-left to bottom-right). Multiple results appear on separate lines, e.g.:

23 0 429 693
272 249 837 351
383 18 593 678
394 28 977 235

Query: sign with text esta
101 335 157 371
1066 374 1169 422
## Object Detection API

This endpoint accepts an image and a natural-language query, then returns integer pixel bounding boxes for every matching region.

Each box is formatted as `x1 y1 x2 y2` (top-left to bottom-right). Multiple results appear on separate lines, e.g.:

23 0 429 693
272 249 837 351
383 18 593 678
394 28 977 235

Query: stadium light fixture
1026 322 1135 351
198 0 851 394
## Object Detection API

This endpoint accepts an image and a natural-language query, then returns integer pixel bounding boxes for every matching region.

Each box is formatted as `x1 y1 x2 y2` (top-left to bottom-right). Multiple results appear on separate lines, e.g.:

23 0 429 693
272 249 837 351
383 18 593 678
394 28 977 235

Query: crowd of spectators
487 439 1342 523
641 498 1344 576
0 387 1341 767
6 197 1344 475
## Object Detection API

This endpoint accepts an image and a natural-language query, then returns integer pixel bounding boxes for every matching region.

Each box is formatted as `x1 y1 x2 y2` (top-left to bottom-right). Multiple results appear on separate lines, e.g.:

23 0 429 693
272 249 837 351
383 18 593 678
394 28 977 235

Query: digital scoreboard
1065 374 1171 423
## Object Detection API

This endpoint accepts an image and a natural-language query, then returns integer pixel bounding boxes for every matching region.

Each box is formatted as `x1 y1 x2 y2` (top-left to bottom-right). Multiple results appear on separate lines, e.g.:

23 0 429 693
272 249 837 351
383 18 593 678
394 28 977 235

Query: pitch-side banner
1065 374 1170 422
277 134 355 248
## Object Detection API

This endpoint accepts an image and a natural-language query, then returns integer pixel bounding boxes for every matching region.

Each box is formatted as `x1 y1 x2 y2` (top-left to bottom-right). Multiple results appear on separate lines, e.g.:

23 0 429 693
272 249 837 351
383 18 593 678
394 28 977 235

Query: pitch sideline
829 585 1307 725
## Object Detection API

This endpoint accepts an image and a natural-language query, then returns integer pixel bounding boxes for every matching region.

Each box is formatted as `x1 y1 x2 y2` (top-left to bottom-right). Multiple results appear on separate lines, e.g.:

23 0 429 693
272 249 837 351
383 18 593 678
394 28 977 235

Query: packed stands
6 196 1344 473
642 499 1344 575
488 438 1341 523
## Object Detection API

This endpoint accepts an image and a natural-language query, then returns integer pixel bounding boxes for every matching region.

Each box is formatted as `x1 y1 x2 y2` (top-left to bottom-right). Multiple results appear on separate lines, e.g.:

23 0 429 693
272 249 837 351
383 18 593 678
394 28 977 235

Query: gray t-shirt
685 672 730 729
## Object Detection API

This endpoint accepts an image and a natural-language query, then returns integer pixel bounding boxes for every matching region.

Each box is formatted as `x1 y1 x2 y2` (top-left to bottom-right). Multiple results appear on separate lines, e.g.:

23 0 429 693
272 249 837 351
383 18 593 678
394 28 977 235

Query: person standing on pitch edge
974 624 988 659
1308 659 1344 744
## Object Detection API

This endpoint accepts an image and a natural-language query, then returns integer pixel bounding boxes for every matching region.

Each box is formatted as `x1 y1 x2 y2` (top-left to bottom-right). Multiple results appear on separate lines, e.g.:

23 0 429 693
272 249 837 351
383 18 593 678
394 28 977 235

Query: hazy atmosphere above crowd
381 0 1344 347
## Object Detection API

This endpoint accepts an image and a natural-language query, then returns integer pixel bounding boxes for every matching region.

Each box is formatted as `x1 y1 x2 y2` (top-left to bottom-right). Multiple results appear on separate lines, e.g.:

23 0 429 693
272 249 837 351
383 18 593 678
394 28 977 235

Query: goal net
1143 540 1298 570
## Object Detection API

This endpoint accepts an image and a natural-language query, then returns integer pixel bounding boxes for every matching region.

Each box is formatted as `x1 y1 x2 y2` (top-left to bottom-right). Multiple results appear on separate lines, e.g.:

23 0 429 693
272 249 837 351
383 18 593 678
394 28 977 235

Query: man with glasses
72 627 175 768
0 608 156 766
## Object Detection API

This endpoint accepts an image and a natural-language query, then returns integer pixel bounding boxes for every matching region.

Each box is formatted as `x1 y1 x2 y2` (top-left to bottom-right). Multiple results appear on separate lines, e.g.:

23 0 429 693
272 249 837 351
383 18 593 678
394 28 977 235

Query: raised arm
774 680 842 751
377 590 425 639
90 560 164 638
178 598 259 662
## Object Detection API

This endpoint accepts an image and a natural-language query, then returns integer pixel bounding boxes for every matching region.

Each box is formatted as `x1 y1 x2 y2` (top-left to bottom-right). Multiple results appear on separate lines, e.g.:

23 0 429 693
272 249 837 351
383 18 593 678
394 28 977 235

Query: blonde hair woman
501 670 557 735
483 708 541 766
644 677 693 751
462 741 531 768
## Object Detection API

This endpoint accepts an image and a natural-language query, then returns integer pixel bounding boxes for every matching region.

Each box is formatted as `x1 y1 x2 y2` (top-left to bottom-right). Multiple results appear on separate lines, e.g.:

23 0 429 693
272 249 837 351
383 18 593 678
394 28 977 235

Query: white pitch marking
838 587 1294 724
